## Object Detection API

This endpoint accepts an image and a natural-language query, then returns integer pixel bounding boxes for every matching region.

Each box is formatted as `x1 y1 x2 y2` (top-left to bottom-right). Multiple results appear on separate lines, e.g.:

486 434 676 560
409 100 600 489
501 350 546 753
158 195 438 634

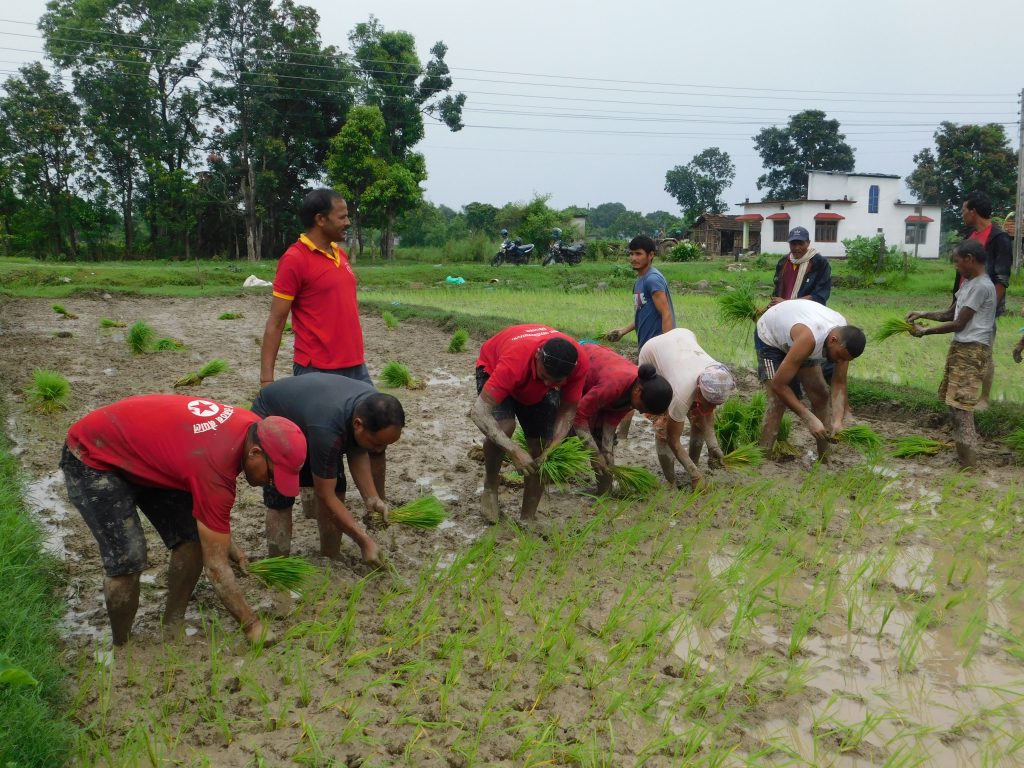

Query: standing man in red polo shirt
471 324 589 525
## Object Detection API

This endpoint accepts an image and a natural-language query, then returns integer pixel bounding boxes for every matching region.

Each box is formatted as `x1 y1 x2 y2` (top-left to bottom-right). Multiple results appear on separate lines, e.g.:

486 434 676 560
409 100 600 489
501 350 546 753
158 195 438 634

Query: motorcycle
491 229 535 266
543 228 585 266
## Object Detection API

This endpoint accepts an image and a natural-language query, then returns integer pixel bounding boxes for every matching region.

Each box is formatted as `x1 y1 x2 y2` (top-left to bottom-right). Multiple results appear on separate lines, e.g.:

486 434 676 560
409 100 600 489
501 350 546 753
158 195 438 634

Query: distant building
739 171 943 259
684 214 761 257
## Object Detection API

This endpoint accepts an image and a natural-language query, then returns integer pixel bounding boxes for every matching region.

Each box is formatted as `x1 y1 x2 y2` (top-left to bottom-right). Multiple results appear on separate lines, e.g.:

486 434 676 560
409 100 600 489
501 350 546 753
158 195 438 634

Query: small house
684 214 762 257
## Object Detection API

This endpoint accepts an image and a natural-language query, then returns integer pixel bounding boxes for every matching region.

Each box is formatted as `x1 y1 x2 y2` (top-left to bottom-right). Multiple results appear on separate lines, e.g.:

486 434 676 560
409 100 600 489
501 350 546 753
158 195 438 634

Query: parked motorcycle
542 228 585 266
491 229 535 266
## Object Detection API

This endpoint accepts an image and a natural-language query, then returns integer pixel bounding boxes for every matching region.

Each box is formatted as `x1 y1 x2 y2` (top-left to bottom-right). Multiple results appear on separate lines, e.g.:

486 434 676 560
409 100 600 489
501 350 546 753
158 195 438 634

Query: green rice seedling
536 437 593 487
154 337 185 352
27 369 70 412
836 425 884 454
1005 427 1024 460
891 435 949 458
217 311 243 320
448 328 469 353
873 316 916 341
98 318 126 328
714 394 766 453
51 303 78 320
721 443 764 469
248 556 318 592
173 359 229 387
381 310 398 330
611 465 659 497
127 320 155 354
382 495 446 528
718 284 759 325
379 360 423 389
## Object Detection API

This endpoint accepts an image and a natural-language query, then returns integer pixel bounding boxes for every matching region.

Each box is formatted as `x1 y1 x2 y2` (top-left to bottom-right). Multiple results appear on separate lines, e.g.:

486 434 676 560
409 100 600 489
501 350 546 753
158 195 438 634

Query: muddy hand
364 496 388 524
1014 343 1024 364
603 329 622 342
805 414 829 441
510 446 537 476
360 538 383 568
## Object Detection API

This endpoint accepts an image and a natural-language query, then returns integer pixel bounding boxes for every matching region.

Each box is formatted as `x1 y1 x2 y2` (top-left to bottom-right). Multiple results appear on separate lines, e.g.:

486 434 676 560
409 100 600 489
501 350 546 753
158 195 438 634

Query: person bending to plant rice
251 374 405 566
637 329 736 487
60 395 306 647
470 324 589 524
755 302 865 460
905 239 997 468
572 344 673 494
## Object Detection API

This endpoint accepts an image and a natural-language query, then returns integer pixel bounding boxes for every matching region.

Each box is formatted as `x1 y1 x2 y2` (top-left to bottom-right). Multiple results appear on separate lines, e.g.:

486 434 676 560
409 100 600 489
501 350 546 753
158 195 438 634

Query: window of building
773 220 788 242
868 185 879 213
905 223 927 245
815 221 838 242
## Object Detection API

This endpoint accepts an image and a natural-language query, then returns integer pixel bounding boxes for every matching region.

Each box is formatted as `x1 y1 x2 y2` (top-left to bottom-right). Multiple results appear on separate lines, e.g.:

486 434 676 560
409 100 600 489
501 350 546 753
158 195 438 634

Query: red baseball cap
256 416 306 496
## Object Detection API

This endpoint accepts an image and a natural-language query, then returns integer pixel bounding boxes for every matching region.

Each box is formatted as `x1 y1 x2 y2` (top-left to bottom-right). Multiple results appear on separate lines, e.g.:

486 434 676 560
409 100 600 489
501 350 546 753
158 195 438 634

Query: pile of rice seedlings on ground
722 443 764 469
380 360 424 389
874 317 916 342
714 393 766 454
382 310 398 330
174 359 229 388
448 329 469 353
27 369 70 412
218 312 244 320
381 496 446 528
835 425 884 454
718 285 759 325
513 429 593 487
1005 427 1024 460
127 320 155 354
611 465 659 497
155 338 185 351
891 435 950 458
51 304 78 320
99 318 126 328
248 556 318 592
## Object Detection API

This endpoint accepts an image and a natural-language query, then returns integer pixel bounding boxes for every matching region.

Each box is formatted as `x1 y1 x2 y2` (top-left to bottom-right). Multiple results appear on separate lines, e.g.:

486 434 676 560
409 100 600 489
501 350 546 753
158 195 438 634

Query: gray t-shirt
251 373 374 478
953 274 996 345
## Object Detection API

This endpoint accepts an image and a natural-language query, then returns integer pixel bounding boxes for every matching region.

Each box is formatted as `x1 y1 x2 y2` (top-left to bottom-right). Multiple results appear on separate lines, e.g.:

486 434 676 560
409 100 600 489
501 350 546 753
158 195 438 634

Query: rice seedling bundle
382 310 398 330
714 394 765 454
873 317 915 342
249 556 318 592
127 321 155 354
611 465 659 497
721 443 764 469
174 358 229 387
51 304 78 320
28 369 70 412
99 318 126 328
1005 427 1024 460
380 360 423 389
717 285 759 325
448 329 469 353
890 436 949 458
513 428 592 485
384 496 446 528
218 312 244 320
155 338 185 351
835 425 883 453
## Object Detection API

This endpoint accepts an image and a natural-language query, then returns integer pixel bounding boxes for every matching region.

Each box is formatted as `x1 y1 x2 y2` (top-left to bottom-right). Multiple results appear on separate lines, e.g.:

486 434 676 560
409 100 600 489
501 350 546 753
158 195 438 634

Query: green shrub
666 240 705 262
844 235 916 283
585 239 626 262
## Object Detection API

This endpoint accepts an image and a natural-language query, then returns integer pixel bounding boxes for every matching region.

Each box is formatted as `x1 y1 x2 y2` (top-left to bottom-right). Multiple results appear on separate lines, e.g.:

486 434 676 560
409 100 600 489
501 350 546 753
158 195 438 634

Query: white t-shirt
953 274 996 345
638 328 720 422
756 301 847 360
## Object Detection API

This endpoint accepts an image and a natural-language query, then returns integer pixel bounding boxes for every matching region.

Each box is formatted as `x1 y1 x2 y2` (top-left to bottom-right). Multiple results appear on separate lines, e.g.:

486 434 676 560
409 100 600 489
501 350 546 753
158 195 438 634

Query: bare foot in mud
481 489 501 524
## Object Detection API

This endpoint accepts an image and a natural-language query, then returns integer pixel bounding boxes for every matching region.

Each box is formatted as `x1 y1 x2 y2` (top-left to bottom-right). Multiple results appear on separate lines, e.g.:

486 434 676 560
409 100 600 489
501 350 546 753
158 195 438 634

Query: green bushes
843 235 916 285
666 240 705 262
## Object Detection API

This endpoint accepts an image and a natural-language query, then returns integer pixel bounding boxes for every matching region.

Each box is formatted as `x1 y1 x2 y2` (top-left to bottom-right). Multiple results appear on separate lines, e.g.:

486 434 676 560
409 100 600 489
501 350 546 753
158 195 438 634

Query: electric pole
1014 87 1023 274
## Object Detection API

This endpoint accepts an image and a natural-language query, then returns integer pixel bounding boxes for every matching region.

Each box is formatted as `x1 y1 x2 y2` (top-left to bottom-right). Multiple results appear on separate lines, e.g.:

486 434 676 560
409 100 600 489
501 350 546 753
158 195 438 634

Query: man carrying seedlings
956 191 1013 410
471 324 589 524
572 344 673 494
603 234 675 350
638 328 736 487
906 239 997 468
251 374 405 566
60 395 306 647
756 302 866 460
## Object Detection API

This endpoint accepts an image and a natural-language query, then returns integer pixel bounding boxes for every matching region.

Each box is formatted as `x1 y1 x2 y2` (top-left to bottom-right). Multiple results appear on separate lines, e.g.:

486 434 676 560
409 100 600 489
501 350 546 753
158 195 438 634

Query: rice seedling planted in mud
154 337 185 352
382 310 398 330
51 304 78 320
127 320 155 354
249 556 318 592
98 318 126 328
173 359 229 387
717 285 759 325
890 435 950 458
1005 427 1024 460
380 360 424 389
382 496 447 528
448 329 469 353
611 465 660 497
721 443 764 469
873 317 915 342
27 369 70 412
218 311 244 320
835 425 883 453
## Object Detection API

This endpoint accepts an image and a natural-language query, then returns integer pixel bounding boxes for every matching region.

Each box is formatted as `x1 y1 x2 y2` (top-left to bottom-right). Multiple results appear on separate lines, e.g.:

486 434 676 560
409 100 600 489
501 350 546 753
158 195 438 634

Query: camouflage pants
938 341 989 412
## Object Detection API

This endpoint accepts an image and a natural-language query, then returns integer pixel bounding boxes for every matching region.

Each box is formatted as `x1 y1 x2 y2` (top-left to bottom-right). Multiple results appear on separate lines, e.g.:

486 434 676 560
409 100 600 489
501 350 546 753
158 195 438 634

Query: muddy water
4 294 1024 766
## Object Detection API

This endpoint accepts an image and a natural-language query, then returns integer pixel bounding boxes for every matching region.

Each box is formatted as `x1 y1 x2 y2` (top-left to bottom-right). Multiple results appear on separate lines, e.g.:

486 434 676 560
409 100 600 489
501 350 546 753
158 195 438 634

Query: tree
587 202 627 233
349 16 465 259
753 110 855 200
664 147 735 220
906 122 1017 231
463 202 498 234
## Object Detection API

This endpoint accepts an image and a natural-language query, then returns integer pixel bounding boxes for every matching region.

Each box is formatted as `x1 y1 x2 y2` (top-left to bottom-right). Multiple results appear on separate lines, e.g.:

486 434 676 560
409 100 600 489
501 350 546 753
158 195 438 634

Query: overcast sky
2 0 1023 216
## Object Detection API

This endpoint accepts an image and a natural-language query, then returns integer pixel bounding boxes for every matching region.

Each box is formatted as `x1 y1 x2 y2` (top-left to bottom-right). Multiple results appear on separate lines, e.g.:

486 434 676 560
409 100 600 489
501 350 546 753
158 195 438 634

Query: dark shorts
293 362 372 385
476 366 558 441
60 445 198 577
263 463 347 510
754 330 820 385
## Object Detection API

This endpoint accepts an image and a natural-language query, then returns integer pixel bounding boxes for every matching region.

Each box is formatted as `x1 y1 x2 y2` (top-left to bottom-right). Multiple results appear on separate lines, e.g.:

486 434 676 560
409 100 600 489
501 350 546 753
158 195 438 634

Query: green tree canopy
753 110 855 200
664 147 735 220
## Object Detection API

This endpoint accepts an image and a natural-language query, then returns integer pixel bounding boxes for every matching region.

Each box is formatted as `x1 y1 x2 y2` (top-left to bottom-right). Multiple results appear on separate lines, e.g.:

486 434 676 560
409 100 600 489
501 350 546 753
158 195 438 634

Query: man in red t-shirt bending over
61 395 306 647
470 324 589 524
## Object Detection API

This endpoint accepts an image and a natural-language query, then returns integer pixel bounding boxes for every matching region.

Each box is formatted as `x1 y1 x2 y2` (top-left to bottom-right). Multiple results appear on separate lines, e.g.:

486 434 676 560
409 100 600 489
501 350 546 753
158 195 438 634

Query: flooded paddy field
3 294 1023 767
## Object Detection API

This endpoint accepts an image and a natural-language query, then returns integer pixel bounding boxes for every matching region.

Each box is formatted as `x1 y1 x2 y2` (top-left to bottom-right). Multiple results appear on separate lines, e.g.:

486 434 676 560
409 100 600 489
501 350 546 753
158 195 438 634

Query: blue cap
787 226 810 242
